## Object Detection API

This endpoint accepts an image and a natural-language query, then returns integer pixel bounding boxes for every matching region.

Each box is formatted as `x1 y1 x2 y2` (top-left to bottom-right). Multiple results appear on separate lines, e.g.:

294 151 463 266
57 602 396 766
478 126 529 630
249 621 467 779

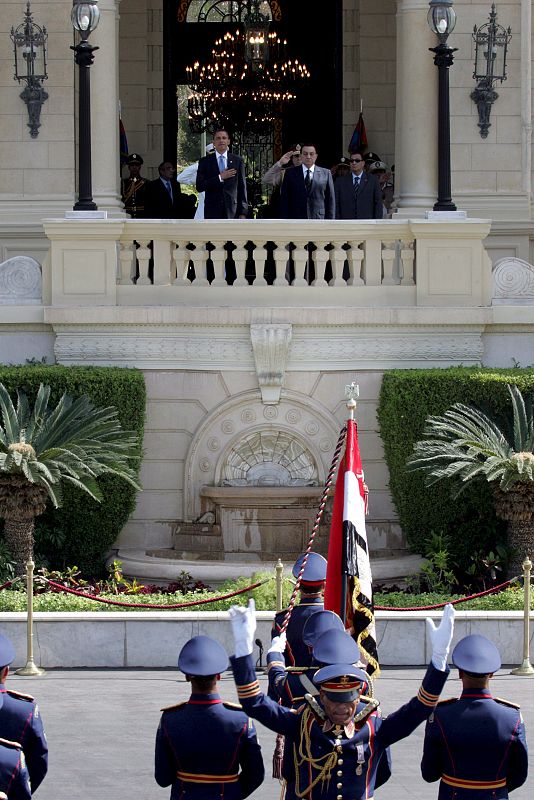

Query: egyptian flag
348 112 368 154
324 419 379 675
119 118 129 166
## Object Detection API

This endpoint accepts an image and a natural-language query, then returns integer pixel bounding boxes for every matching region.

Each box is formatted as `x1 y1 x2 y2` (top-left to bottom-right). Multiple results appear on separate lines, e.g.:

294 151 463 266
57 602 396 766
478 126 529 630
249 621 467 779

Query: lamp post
471 5 512 139
71 0 100 211
427 0 457 211
10 2 48 139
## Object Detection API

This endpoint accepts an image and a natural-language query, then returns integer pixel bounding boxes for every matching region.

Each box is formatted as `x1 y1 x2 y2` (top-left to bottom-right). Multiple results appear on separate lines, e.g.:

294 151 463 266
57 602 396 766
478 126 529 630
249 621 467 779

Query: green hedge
0 366 145 574
376 367 534 570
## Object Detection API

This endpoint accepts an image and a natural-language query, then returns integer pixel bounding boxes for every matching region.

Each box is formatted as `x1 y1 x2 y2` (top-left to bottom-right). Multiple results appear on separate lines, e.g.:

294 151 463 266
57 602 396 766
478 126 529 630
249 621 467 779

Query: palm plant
407 384 534 577
0 382 141 574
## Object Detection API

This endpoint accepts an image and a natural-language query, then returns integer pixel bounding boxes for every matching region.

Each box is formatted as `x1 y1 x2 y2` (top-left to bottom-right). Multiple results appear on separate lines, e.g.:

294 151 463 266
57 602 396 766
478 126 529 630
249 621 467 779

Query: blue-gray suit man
280 143 335 219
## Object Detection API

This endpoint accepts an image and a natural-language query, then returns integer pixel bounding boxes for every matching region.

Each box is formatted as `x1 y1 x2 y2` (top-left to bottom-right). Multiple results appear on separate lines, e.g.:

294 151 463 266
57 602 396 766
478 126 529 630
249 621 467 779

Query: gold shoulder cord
294 708 337 798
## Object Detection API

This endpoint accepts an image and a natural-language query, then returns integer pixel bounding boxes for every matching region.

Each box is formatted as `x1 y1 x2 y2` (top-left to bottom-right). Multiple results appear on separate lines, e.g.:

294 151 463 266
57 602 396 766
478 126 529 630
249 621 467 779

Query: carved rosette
0 256 42 305
493 257 534 302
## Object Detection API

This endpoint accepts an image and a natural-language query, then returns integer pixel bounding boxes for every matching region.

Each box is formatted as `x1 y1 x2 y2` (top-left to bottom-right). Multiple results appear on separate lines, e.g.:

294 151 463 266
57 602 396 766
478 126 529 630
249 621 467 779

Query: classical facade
1 0 533 578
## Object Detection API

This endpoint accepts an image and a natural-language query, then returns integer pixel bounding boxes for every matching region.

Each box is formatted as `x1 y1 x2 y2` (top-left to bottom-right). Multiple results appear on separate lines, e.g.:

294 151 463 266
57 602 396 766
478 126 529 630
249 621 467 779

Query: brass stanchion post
15 557 45 677
511 555 534 676
275 559 284 613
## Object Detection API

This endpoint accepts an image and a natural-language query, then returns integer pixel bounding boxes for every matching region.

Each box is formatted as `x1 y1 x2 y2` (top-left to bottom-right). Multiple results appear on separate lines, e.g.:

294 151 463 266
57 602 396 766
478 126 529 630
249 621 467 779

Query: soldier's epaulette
0 738 22 750
494 697 520 710
6 689 35 703
437 697 458 706
222 701 243 711
160 701 187 712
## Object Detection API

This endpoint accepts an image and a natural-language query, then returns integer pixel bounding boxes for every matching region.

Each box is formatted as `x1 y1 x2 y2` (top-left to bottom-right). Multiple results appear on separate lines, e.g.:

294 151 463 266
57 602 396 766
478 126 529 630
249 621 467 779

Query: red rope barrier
375 577 519 611
44 577 269 609
0 578 16 591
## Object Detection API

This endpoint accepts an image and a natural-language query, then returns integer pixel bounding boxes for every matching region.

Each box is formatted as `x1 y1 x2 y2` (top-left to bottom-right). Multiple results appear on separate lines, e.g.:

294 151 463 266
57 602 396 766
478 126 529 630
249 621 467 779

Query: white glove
426 603 455 671
228 598 257 658
267 632 287 656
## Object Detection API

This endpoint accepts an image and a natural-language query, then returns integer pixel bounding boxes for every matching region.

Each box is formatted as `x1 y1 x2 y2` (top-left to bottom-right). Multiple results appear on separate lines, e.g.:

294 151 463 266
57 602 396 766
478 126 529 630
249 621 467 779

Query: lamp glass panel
71 2 100 33
427 6 456 36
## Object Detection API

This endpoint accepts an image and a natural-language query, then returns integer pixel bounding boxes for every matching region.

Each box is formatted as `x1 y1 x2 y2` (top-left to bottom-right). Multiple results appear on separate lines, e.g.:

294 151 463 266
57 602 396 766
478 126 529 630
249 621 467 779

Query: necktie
165 180 173 200
218 154 225 172
354 175 361 196
304 169 312 191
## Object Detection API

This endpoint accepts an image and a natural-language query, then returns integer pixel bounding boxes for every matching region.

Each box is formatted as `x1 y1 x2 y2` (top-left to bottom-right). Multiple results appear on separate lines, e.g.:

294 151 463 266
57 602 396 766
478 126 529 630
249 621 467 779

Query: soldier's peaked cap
292 552 327 584
313 628 361 666
178 635 229 676
127 153 143 165
452 634 501 675
302 610 344 646
313 663 368 702
0 633 15 669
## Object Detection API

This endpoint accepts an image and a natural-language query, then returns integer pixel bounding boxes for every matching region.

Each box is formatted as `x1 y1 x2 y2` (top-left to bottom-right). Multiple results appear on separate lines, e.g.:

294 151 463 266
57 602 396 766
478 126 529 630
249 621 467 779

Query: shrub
377 367 534 571
0 366 145 574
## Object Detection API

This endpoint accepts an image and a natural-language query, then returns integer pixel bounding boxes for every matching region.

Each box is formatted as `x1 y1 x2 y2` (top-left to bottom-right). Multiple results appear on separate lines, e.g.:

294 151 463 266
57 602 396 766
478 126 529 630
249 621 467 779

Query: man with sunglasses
335 152 383 220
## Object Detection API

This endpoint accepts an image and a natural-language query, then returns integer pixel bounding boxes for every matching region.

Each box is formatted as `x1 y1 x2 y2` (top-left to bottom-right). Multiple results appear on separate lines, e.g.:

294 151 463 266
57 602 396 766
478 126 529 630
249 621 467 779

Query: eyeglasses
350 158 363 163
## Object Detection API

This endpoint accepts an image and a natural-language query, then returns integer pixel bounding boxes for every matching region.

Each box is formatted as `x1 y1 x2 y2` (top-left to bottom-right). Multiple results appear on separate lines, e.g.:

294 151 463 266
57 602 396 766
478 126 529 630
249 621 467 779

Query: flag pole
341 382 359 622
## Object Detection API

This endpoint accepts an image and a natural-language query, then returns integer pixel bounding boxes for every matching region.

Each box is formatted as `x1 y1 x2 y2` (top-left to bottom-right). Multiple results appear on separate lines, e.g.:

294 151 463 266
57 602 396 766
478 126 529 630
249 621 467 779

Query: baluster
153 238 172 285
292 243 308 287
312 241 329 287
257 242 269 286
382 240 398 285
136 239 152 285
363 239 382 285
328 242 347 286
346 240 365 285
400 240 415 285
232 240 248 286
172 241 191 285
195 243 212 286
272 243 288 286
119 242 135 285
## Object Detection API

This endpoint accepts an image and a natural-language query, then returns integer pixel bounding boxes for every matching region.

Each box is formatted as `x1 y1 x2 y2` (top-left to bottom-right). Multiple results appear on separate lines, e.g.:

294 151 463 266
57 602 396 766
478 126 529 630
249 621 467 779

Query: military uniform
421 634 528 799
0 633 48 791
0 740 31 800
121 153 147 217
233 654 447 800
155 635 265 799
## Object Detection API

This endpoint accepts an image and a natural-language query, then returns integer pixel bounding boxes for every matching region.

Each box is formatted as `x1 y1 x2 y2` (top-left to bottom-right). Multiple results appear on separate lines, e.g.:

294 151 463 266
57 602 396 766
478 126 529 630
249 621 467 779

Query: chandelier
186 1 310 134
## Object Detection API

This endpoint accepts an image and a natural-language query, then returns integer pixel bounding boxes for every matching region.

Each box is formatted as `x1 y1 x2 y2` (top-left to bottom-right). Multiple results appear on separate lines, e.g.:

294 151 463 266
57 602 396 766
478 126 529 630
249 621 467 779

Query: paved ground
10 666 534 800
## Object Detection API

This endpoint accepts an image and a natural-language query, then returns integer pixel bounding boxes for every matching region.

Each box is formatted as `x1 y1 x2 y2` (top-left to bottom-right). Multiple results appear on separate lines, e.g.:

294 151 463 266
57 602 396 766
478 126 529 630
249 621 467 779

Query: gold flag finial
345 382 359 420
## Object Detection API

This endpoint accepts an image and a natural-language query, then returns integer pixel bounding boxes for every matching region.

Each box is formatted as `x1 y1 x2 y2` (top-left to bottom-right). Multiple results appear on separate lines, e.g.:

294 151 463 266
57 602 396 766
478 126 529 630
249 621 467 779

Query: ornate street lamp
71 0 101 211
471 5 512 139
244 0 270 71
10 2 48 139
427 0 457 211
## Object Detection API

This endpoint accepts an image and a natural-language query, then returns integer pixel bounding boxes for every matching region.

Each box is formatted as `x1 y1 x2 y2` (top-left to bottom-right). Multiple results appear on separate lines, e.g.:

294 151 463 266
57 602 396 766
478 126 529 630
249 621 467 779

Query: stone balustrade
40 216 493 308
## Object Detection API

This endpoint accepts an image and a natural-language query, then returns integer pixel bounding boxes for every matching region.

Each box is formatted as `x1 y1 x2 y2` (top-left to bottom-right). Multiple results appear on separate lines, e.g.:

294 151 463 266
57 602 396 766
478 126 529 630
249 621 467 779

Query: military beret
313 663 369 702
0 633 15 669
452 634 501 675
313 628 361 666
292 552 327 584
302 610 344 647
178 635 228 676
127 153 144 165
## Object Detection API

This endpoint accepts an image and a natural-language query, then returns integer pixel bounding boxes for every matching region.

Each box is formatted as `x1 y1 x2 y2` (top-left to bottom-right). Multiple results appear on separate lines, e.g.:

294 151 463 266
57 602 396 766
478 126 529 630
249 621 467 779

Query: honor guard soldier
272 552 327 670
421 634 528 799
230 599 455 800
0 691 31 800
155 634 265 799
121 153 147 217
0 634 48 791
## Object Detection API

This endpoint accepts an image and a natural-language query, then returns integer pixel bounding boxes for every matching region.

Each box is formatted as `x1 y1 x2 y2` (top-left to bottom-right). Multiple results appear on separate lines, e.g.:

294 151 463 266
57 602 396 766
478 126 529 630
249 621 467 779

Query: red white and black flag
324 418 379 675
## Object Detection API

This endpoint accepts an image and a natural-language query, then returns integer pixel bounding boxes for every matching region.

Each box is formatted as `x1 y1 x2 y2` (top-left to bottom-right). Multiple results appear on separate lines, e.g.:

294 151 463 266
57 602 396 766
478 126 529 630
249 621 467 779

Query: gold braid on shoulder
294 707 337 798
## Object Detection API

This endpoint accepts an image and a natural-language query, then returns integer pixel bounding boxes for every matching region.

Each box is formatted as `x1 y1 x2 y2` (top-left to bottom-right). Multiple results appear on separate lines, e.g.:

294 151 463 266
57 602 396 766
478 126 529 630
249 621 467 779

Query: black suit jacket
196 151 248 219
279 164 335 219
335 172 383 220
144 177 185 219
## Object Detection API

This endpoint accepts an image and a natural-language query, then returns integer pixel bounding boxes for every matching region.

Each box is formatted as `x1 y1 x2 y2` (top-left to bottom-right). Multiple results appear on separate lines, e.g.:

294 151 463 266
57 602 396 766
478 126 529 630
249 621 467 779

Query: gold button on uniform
337 782 343 788
337 758 343 765
337 770 343 776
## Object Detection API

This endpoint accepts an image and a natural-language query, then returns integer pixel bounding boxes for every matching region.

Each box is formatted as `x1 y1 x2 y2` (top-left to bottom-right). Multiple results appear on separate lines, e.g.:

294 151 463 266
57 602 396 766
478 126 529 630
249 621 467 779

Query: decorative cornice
53 325 484 369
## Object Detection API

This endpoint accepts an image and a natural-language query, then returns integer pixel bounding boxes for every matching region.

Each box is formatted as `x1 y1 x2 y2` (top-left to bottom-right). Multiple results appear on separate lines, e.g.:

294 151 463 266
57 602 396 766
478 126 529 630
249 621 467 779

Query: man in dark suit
196 129 248 219
280 143 335 220
335 151 383 219
144 161 186 219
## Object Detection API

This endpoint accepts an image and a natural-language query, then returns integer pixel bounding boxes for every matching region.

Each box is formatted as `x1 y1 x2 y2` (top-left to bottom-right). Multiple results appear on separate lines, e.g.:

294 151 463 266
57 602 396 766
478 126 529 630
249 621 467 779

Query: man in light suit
196 129 248 219
335 151 383 220
279 143 335 220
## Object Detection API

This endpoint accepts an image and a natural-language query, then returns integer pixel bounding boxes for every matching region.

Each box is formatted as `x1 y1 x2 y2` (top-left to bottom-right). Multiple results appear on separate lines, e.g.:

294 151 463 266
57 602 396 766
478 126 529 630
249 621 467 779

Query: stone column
90 0 125 215
394 0 437 215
